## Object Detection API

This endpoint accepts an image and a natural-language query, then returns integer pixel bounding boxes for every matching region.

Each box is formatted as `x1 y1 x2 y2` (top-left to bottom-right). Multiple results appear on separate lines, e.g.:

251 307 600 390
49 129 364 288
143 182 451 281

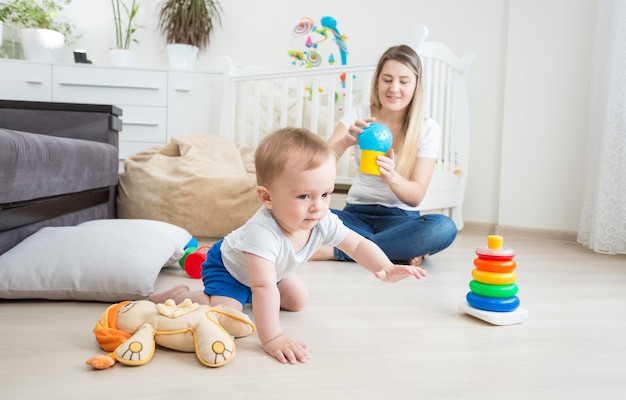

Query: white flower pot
166 44 199 70
20 28 65 63
109 48 133 67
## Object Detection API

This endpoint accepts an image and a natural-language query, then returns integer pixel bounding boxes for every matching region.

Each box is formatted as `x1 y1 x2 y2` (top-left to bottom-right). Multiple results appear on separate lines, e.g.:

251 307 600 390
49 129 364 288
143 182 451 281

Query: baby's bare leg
149 284 243 311
149 284 209 305
278 273 309 312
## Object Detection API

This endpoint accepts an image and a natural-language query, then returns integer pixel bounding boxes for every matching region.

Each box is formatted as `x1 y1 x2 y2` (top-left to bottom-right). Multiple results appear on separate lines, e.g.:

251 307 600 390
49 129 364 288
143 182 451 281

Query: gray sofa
0 100 122 254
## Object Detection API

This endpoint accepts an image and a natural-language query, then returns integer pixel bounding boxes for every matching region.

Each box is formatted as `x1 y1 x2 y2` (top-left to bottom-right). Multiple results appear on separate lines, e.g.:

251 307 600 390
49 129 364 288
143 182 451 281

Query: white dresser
0 59 222 159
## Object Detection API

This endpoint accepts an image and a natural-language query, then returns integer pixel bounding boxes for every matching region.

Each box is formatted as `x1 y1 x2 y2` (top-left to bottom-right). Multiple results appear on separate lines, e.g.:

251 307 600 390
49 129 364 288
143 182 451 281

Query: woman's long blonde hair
370 45 424 179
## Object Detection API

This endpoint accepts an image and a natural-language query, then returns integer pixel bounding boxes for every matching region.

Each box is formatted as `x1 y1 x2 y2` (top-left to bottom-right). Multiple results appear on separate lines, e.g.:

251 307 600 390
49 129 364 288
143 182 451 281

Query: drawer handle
174 87 190 92
58 82 160 91
25 80 44 85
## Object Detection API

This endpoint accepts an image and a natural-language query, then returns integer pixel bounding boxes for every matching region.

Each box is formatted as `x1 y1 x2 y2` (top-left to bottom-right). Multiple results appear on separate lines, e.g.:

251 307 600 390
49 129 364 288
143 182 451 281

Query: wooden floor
1 230 625 400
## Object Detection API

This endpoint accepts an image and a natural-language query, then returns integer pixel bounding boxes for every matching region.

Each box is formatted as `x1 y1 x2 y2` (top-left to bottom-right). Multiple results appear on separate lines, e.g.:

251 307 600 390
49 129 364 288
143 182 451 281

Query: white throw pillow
0 219 192 302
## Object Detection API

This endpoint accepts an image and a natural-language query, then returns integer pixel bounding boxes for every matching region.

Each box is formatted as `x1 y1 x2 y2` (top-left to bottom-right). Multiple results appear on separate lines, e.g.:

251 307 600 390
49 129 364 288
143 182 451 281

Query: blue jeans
331 204 457 262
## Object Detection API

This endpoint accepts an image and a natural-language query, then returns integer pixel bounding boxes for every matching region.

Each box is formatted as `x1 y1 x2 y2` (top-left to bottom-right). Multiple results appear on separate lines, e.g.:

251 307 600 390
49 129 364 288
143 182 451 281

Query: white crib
218 25 474 229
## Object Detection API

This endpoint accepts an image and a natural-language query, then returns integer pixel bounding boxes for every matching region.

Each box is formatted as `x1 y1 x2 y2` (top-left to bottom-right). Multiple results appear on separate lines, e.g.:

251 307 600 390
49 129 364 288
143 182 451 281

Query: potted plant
110 0 140 67
157 0 223 70
0 0 78 62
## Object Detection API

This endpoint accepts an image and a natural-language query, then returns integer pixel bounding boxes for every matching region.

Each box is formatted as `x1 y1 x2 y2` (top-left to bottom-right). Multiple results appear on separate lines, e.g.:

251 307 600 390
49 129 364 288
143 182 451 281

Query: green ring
178 247 197 269
469 280 518 298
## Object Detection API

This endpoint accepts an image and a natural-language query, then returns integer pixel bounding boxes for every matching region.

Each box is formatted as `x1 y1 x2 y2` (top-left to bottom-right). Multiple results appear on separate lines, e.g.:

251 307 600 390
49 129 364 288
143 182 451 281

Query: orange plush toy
86 299 255 369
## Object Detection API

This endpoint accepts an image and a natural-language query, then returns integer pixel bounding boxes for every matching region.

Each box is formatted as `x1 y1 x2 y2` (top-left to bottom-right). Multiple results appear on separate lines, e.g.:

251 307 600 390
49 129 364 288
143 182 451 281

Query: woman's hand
328 117 376 160
347 117 376 142
377 148 400 185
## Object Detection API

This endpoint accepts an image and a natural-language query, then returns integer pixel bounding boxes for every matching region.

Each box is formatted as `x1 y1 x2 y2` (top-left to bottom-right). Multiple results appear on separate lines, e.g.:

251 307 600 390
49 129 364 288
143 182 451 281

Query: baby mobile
288 16 352 110
288 15 349 68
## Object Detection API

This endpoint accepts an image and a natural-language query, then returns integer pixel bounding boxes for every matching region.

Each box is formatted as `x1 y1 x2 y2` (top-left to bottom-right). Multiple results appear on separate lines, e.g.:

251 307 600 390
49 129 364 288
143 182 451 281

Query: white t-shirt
220 207 350 286
340 105 441 211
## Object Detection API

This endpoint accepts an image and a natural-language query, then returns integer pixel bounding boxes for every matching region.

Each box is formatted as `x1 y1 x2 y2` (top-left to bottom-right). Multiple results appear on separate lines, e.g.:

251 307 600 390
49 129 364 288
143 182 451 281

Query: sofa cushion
0 128 118 204
0 219 192 302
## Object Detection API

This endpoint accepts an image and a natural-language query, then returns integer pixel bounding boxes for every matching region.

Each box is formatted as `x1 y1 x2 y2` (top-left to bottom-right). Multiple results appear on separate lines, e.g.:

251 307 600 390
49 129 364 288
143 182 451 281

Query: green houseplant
0 0 76 41
111 0 139 50
0 0 78 62
157 0 223 70
109 0 140 67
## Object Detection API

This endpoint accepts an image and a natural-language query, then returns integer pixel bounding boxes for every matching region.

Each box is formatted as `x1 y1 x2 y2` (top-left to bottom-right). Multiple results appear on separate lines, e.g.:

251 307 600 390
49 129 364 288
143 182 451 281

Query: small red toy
183 246 211 279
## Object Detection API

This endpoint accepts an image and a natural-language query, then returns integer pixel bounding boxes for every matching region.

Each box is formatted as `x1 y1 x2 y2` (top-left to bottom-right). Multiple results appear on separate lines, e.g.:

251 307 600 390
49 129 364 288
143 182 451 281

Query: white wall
17 0 594 233
499 0 596 232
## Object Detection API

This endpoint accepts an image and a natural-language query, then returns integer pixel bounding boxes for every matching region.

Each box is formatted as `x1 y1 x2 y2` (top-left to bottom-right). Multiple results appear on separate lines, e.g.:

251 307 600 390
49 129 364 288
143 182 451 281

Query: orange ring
473 257 517 273
471 269 517 285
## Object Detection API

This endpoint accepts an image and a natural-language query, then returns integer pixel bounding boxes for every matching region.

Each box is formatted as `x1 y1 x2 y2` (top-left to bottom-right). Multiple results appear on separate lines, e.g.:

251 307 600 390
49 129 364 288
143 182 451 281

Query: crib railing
219 60 375 184
418 41 475 221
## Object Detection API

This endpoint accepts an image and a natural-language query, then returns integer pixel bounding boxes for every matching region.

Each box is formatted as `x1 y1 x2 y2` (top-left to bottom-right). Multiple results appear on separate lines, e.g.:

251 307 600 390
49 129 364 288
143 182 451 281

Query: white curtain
578 0 626 254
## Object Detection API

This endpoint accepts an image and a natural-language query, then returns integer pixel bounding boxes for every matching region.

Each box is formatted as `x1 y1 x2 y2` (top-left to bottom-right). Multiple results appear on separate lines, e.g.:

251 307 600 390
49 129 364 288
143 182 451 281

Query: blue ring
466 292 520 312
184 237 199 250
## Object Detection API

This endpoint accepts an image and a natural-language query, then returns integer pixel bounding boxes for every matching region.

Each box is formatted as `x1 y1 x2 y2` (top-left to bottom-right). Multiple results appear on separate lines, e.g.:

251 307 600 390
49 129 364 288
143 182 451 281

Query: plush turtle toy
86 299 255 369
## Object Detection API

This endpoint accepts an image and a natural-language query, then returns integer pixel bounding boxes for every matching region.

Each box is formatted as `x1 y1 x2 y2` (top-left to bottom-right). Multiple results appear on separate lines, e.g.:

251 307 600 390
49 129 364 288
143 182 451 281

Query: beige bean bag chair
117 135 260 238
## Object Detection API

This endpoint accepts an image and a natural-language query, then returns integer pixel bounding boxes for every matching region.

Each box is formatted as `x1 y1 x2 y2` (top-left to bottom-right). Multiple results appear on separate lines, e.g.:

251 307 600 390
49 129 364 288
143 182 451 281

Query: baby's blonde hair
255 127 333 187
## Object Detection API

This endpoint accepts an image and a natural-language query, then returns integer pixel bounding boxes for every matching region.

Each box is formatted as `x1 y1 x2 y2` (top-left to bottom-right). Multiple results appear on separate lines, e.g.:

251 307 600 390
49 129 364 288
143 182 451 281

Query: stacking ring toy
473 258 517 273
475 235 515 260
471 269 517 285
466 292 520 312
469 280 518 298
475 249 515 261
178 246 197 269
184 237 199 250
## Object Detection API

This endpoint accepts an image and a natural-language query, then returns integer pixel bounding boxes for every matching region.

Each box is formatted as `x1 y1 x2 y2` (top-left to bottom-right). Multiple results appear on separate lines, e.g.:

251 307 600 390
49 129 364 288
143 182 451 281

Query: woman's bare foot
310 244 335 261
409 254 429 266
148 284 190 304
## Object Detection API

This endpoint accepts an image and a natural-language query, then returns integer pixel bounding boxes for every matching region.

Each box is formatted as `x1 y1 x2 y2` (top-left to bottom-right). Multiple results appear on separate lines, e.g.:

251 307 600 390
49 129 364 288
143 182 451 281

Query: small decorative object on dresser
157 0 223 70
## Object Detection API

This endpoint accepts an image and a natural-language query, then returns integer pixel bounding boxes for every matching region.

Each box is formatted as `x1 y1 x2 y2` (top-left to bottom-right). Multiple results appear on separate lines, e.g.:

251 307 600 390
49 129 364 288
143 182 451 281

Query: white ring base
458 301 528 326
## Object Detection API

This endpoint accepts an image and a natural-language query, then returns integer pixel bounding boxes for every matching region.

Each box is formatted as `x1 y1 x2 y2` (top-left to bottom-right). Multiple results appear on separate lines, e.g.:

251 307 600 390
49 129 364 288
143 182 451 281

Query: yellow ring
471 268 517 285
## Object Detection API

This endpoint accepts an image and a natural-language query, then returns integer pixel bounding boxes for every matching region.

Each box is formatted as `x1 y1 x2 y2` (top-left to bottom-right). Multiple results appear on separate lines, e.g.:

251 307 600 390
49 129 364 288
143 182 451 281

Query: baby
149 127 427 364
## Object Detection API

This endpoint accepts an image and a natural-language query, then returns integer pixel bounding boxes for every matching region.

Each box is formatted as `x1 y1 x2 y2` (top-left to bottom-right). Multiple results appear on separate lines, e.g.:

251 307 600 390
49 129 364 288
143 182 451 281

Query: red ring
475 252 515 261
473 257 517 273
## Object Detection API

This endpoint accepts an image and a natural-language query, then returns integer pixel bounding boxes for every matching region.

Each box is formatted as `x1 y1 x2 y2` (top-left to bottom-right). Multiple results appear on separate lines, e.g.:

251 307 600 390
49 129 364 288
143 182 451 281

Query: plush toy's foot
86 355 115 369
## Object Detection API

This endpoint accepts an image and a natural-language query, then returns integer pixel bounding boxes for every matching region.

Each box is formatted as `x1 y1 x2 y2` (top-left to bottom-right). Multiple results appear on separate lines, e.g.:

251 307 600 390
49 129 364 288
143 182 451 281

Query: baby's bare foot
148 284 190 304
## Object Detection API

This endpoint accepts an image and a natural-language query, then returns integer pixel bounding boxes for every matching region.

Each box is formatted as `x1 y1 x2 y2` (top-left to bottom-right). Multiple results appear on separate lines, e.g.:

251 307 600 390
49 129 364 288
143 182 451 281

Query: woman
313 44 457 266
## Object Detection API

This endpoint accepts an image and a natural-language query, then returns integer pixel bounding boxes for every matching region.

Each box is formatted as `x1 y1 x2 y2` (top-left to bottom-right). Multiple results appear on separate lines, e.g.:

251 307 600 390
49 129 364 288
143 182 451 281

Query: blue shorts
201 239 252 306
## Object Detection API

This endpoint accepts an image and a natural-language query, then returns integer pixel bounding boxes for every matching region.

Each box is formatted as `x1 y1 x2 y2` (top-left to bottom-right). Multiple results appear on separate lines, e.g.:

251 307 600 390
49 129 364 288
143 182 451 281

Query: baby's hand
263 333 309 364
375 264 427 283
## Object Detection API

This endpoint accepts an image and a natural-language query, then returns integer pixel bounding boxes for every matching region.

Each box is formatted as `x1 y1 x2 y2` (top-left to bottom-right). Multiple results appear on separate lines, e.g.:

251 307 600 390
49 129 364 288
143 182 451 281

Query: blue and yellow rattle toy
458 235 528 325
357 122 392 175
